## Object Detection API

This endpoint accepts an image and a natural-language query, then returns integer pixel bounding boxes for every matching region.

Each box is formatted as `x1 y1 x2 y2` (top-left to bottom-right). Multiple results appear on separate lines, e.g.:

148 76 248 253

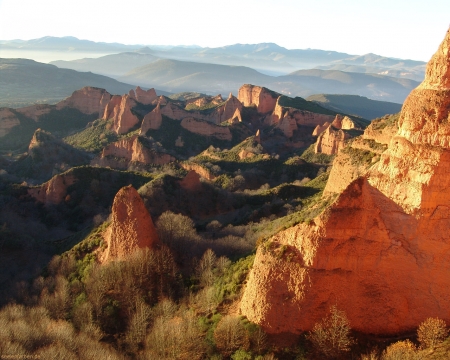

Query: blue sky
0 0 449 61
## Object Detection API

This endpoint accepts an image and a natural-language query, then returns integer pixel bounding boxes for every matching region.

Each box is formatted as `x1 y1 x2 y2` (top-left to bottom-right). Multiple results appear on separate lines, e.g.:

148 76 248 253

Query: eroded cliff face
28 173 76 205
314 115 362 155
56 87 112 115
238 85 278 114
129 86 157 105
103 186 159 262
103 95 139 135
92 135 174 169
180 117 232 140
240 28 450 335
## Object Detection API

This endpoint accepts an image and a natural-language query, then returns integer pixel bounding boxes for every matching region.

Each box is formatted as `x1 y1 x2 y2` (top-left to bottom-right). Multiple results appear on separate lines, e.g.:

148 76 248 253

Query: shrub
307 305 354 359
382 340 419 360
417 317 448 349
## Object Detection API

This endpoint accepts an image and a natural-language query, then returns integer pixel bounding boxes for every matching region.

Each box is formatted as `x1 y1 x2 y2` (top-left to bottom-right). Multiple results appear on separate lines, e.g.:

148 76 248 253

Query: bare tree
214 315 249 357
308 305 354 359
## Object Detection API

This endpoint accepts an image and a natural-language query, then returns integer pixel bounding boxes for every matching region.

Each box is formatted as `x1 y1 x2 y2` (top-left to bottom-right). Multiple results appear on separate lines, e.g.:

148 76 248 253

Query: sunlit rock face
240 28 450 335
103 185 159 262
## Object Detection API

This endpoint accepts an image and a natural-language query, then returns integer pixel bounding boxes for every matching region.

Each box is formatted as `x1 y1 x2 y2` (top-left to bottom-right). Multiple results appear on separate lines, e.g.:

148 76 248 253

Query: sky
0 0 449 61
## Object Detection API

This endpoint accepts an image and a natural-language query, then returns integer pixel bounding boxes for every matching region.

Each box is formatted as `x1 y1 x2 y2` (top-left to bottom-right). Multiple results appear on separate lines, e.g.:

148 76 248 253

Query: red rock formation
314 125 350 155
240 28 450 335
92 135 174 169
312 122 330 136
56 87 112 115
180 117 232 141
28 173 76 205
212 95 242 124
103 186 159 261
238 84 278 114
129 86 157 105
179 170 202 191
363 115 399 145
103 95 139 135
277 115 298 138
181 163 216 180
140 104 162 134
0 109 20 137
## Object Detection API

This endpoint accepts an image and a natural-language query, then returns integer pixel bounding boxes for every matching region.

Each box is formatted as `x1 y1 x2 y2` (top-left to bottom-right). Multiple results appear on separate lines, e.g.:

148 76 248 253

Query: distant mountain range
1 36 426 105
0 58 137 108
2 36 425 79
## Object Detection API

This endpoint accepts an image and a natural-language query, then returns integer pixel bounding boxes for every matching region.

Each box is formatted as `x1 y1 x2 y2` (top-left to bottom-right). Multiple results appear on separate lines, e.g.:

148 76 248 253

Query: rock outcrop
129 86 157 105
180 117 232 141
103 186 159 261
140 104 162 134
240 28 450 335
238 85 278 114
0 109 20 137
181 163 216 181
179 170 202 191
103 95 139 135
314 125 350 155
314 115 363 155
312 122 330 136
93 135 174 169
28 173 76 205
56 87 112 115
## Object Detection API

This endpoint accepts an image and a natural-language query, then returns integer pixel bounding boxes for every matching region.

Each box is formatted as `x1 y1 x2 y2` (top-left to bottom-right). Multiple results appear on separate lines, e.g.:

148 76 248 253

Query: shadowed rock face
240 28 450 335
140 103 162 133
103 185 159 261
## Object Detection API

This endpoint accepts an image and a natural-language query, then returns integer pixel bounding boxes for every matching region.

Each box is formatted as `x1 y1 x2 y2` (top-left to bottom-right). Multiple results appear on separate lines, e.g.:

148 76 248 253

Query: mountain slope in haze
0 58 137 108
306 94 402 119
278 69 419 103
50 52 159 78
0 36 141 53
119 58 272 94
314 63 425 82
117 58 418 103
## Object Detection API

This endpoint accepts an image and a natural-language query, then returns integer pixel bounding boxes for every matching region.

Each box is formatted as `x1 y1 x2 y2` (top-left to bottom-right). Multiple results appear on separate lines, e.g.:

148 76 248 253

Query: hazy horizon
1 0 449 62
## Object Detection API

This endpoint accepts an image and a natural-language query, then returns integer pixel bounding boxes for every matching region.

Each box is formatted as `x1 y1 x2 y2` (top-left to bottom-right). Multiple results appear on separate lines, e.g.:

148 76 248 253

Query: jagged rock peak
103 185 159 261
421 27 450 89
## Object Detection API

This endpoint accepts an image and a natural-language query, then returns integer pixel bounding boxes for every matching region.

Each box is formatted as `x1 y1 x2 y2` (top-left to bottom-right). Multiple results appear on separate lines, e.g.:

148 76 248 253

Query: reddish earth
240 28 450 335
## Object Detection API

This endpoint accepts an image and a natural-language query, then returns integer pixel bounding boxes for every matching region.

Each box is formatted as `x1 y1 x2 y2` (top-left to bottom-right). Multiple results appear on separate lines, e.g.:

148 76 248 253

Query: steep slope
307 94 402 119
0 58 136 108
240 28 450 335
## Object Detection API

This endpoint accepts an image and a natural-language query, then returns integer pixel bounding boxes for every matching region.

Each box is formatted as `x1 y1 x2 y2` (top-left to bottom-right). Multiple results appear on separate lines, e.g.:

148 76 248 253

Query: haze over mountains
0 36 425 111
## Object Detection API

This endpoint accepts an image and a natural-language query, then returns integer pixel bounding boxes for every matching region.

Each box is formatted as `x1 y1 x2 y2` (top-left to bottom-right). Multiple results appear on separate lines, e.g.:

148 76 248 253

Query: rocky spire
104 185 159 261
420 27 450 89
